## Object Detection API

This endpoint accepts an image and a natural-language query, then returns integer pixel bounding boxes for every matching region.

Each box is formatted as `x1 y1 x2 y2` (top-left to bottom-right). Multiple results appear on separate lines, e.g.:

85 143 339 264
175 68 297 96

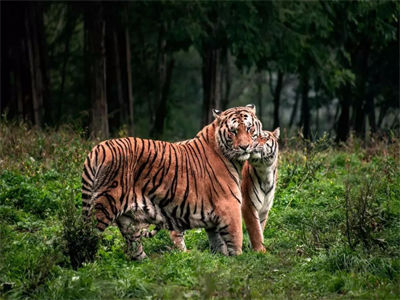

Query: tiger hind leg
206 229 228 255
169 231 187 251
116 214 147 260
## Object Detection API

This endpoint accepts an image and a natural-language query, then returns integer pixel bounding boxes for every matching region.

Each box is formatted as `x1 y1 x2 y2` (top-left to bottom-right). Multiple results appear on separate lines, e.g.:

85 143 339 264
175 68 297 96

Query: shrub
60 194 100 269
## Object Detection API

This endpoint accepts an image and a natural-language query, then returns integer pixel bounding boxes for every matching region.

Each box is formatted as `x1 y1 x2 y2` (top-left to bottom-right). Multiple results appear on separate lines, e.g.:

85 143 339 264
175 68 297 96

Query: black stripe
228 185 241 204
134 139 151 182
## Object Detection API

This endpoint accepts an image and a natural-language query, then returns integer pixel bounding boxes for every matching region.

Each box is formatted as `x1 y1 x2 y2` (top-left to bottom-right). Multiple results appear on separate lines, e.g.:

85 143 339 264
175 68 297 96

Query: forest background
2 1 398 140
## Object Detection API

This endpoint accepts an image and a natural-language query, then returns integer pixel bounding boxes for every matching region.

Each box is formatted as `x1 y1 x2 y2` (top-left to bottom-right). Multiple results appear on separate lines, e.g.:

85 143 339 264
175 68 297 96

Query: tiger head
250 128 280 165
213 104 262 161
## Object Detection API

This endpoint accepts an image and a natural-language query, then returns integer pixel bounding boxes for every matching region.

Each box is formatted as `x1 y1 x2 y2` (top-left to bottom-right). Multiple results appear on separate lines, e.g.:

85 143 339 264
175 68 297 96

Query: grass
0 120 399 299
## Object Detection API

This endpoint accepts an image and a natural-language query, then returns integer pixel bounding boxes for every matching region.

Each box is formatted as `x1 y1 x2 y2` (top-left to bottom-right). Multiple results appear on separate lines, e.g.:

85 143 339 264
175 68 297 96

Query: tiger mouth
250 152 263 159
250 149 274 160
237 153 250 161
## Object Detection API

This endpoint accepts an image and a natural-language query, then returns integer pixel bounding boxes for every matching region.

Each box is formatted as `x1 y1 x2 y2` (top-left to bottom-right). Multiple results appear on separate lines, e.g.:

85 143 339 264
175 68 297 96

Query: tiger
241 128 280 253
81 105 262 260
166 128 280 253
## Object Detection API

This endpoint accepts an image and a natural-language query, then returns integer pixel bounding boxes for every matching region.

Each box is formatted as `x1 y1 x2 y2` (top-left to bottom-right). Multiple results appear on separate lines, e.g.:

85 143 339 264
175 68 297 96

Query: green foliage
0 170 59 218
60 195 100 269
0 124 399 298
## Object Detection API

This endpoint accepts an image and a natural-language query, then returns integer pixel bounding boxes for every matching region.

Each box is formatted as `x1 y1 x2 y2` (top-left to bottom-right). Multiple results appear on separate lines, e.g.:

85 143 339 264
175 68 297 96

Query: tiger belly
129 196 214 232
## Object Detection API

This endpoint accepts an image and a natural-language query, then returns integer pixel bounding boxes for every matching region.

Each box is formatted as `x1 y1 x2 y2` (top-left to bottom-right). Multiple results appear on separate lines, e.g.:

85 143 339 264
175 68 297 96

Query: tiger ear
246 104 256 114
212 109 222 119
273 127 280 139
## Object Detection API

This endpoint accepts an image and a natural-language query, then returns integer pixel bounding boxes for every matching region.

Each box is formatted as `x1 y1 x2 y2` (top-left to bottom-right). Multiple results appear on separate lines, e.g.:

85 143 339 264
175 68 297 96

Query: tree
104 3 135 136
1 2 49 126
84 2 108 139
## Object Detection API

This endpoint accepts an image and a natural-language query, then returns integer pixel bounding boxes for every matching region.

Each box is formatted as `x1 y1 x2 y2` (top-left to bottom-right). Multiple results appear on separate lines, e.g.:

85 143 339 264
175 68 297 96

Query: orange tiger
81 105 262 259
241 128 280 253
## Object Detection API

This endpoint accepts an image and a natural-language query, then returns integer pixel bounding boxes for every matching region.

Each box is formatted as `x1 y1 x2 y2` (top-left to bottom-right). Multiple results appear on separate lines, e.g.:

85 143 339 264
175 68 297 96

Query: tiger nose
239 145 250 151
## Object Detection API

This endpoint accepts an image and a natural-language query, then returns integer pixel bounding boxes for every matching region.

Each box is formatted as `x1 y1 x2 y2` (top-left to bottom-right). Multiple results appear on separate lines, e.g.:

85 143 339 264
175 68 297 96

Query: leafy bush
60 194 100 269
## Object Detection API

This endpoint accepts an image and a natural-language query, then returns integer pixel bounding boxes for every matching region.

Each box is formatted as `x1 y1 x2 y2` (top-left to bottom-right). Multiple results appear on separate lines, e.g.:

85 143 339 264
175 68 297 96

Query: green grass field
1 122 399 299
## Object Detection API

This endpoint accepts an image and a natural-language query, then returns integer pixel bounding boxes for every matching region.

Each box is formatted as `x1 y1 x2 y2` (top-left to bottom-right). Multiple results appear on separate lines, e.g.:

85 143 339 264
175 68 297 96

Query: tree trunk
24 2 47 127
15 56 24 120
289 88 300 129
365 93 376 133
336 100 351 142
150 58 175 139
34 2 50 123
257 77 263 125
273 71 284 129
352 98 365 138
125 28 134 136
113 27 125 125
85 3 109 139
60 10 76 94
201 45 222 126
336 85 351 142
352 43 370 138
220 48 231 110
25 6 41 126
377 105 388 128
1 2 48 125
300 72 310 139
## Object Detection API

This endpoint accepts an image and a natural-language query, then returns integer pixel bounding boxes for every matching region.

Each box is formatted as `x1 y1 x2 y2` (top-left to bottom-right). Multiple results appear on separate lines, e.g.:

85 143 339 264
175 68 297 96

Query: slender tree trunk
336 85 351 142
60 11 76 94
220 48 231 110
201 45 222 126
15 53 24 120
273 70 284 129
336 100 351 142
85 3 109 139
257 77 263 125
24 2 48 127
353 99 365 138
365 93 376 133
25 5 41 126
352 44 370 138
150 23 169 138
35 2 50 123
289 88 300 129
150 58 175 139
377 106 388 128
125 28 134 136
113 27 125 124
2 2 48 124
300 72 310 139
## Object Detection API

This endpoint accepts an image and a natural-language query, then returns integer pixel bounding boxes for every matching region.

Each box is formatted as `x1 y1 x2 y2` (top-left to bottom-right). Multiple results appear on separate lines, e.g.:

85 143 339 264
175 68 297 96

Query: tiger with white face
168 128 280 253
241 128 280 252
82 105 262 259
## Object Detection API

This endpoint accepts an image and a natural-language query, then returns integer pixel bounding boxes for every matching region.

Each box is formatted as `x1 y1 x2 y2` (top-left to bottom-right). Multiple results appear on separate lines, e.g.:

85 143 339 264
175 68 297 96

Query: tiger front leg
217 207 243 256
116 214 147 260
242 202 266 253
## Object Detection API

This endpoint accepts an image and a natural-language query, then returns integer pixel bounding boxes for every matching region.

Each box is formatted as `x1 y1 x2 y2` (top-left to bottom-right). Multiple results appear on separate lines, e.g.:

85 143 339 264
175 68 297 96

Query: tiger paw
254 246 266 253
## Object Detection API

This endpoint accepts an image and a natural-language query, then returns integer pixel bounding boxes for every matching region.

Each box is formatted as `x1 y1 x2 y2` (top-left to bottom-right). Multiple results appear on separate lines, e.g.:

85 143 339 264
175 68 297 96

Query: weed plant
0 121 399 299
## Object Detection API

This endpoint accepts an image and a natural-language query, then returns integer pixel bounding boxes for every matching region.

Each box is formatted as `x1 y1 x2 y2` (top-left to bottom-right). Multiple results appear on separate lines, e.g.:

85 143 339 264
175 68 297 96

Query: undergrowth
1 121 399 299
